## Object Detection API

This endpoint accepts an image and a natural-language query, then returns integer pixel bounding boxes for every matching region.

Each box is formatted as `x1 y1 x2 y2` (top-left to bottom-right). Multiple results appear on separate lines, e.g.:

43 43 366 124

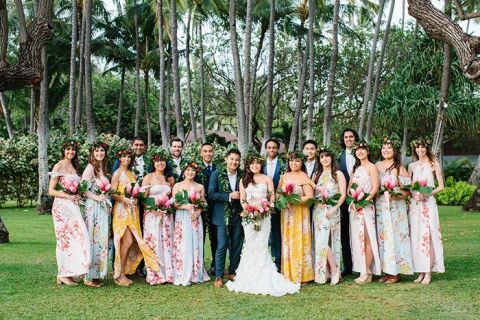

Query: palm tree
262 0 275 147
171 0 185 140
157 0 169 149
306 0 315 140
134 2 142 137
84 0 95 142
243 0 254 145
186 3 197 140
198 20 207 143
75 6 85 130
68 0 78 135
0 92 15 139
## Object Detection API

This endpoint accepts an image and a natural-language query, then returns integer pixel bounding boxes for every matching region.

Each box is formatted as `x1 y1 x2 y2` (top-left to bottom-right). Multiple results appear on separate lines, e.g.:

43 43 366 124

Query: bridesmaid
172 160 210 286
375 137 413 284
142 149 175 285
111 148 160 286
348 141 380 285
312 146 346 285
48 139 90 285
81 141 111 287
278 150 315 284
408 138 445 285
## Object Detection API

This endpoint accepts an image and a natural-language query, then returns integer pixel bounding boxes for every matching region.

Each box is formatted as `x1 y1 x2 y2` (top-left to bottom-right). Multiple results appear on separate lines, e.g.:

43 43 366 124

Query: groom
208 148 243 288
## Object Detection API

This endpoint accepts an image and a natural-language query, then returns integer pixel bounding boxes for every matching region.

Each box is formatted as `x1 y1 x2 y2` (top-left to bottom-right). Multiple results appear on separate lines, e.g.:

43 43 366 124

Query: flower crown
62 138 80 150
411 137 431 148
318 145 336 157
116 148 133 159
381 136 399 149
352 140 370 151
286 150 306 161
244 148 266 166
147 146 172 163
182 159 201 172
90 141 109 150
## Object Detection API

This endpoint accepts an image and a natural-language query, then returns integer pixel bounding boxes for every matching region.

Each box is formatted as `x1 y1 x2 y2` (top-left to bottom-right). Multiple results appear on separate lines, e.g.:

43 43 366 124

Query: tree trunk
116 67 125 136
358 0 386 138
157 0 169 149
198 22 207 143
401 125 408 162
463 185 480 211
306 0 316 140
0 215 8 243
0 0 7 67
144 69 152 146
229 0 247 155
365 0 395 141
249 21 267 136
262 0 275 151
243 0 254 146
134 9 142 138
84 0 95 142
323 0 340 146
29 87 37 133
469 155 480 185
75 6 85 130
185 6 197 140
0 92 15 138
402 0 406 31
165 58 172 140
68 0 78 135
171 0 184 140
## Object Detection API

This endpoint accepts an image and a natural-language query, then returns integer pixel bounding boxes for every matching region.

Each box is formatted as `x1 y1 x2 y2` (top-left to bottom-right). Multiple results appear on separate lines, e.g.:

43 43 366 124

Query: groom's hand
230 191 240 200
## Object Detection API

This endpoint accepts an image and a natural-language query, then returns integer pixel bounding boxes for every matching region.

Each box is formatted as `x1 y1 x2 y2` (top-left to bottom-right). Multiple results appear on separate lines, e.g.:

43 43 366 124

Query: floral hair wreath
244 148 266 166
286 150 306 162
90 141 109 150
62 138 80 150
352 140 370 152
147 146 172 163
381 136 399 149
116 148 133 159
318 145 336 157
411 137 431 148
182 158 202 173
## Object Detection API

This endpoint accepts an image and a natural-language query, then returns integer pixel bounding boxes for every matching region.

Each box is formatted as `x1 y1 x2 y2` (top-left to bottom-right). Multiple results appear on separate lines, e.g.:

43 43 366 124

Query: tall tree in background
243 0 254 145
171 0 185 140
262 0 275 148
157 0 169 149
68 0 78 135
186 4 197 140
306 0 315 140
84 0 95 141
133 3 142 137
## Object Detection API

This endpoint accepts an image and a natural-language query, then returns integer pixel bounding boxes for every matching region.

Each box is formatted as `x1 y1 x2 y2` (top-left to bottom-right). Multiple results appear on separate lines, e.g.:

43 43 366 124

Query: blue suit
338 150 353 274
263 158 284 271
208 169 243 278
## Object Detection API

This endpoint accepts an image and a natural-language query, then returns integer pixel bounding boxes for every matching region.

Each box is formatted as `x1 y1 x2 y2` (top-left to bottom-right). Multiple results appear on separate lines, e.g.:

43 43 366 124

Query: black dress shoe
136 269 147 278
341 270 352 277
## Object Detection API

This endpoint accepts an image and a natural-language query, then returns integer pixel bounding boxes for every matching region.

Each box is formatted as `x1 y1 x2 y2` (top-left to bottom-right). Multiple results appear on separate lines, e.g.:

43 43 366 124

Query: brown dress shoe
228 274 236 281
214 277 223 288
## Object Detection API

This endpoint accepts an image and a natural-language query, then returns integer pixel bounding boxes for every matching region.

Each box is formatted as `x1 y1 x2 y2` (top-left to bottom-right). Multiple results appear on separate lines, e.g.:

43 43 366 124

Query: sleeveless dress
349 166 381 275
409 162 445 273
312 172 341 284
279 178 315 283
50 172 91 277
226 183 300 296
172 190 210 286
144 184 175 284
376 171 413 276
112 171 160 279
83 174 111 280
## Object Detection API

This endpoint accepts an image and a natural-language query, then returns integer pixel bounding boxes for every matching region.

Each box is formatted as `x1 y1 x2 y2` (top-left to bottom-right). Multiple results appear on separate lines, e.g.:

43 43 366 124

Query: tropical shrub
436 176 476 206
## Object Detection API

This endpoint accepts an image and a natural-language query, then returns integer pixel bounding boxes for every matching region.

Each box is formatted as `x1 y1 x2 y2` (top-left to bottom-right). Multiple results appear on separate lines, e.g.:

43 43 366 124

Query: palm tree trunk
229 0 247 154
468 155 480 185
84 0 95 142
134 9 142 138
171 0 184 140
402 0 406 31
358 0 385 138
262 0 275 148
0 92 14 139
0 215 9 243
243 0 254 146
185 6 197 140
157 0 169 149
198 22 207 143
75 6 85 130
116 67 125 136
144 69 152 146
323 0 340 146
306 0 316 140
401 125 408 161
365 0 395 141
165 58 172 140
68 0 78 135
249 22 267 133
29 88 37 133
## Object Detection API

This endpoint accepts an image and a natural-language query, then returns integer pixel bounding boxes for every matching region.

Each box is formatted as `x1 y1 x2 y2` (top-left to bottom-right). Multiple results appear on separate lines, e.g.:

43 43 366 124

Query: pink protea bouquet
143 191 174 214
241 197 273 231
95 176 112 194
404 179 433 197
346 183 373 210
55 177 80 195
124 183 146 207
276 182 301 210
314 186 340 206
379 175 402 197
175 187 207 212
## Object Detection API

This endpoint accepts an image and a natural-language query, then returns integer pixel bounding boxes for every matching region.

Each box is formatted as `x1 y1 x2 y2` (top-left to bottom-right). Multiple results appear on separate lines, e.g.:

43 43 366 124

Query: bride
226 150 300 296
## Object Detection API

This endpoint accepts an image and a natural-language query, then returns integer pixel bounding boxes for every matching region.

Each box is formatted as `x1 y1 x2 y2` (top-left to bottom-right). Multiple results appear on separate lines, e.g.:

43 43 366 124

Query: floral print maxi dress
50 172 91 277
172 197 210 286
144 184 175 284
349 166 381 275
112 171 160 279
280 178 315 283
376 172 413 276
83 175 111 280
312 172 341 284
409 162 445 273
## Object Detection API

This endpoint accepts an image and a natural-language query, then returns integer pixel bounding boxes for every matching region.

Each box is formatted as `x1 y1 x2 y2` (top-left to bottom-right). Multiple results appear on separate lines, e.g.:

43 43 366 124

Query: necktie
207 165 211 172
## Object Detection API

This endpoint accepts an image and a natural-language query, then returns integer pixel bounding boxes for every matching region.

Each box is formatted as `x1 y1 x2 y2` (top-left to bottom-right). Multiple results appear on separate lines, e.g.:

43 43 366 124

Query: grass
0 206 479 319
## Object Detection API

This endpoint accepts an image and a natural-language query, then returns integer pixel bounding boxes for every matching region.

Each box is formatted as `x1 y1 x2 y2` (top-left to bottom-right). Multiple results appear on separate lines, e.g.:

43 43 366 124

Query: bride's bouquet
346 183 373 212
275 182 301 210
175 188 208 215
241 197 273 231
379 175 402 197
143 191 174 215
314 186 341 206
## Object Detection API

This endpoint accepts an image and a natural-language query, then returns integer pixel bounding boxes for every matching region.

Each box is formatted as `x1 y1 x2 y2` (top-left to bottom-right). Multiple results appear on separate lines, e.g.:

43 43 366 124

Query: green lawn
0 206 479 319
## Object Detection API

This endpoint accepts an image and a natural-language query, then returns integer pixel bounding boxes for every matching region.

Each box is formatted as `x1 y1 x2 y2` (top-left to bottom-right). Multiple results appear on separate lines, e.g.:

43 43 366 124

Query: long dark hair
411 143 437 166
62 145 80 173
88 146 108 178
380 142 401 174
352 147 373 175
314 152 340 184
242 158 262 188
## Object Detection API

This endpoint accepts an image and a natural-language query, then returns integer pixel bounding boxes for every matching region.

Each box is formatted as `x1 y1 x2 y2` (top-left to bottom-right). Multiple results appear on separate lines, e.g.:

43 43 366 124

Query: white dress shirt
305 159 316 178
134 156 145 178
266 157 278 179
346 148 355 176
228 170 237 191
173 157 182 176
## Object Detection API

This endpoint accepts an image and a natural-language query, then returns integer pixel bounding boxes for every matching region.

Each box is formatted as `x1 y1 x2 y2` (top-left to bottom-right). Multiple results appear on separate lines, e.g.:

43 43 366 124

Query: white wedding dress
226 183 300 296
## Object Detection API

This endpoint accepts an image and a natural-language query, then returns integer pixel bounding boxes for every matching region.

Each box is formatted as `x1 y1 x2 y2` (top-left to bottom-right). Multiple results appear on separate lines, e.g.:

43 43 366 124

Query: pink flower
156 192 171 209
350 186 364 201
132 183 140 197
126 183 132 195
189 187 200 203
316 186 329 199
282 182 295 195
418 179 428 187
383 176 396 190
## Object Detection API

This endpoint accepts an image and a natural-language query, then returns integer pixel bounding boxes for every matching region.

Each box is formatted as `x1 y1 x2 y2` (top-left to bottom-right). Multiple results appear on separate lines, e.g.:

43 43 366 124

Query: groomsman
262 138 284 272
169 137 184 181
199 142 218 275
208 149 243 288
303 139 319 179
338 128 358 276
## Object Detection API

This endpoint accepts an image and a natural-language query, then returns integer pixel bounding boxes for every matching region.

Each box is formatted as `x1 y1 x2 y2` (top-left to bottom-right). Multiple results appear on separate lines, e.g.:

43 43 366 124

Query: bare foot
414 273 425 283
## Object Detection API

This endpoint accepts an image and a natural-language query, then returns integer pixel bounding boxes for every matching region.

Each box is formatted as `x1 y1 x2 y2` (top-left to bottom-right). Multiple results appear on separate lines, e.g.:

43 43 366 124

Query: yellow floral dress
112 170 160 279
280 178 315 283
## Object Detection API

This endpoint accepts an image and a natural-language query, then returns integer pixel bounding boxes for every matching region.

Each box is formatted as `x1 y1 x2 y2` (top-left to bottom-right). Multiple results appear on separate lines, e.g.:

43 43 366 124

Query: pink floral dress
409 162 445 273
50 172 91 277
144 184 175 284
349 166 381 275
